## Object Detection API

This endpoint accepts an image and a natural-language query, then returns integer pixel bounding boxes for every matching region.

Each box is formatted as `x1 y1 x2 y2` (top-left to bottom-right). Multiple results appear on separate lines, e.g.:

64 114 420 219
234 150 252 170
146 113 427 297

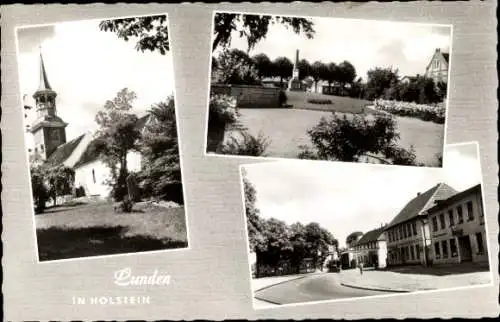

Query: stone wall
211 84 281 108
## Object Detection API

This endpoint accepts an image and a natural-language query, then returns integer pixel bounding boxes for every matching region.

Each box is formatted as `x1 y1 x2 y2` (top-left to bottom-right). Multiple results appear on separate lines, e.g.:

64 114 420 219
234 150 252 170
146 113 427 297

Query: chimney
417 192 421 197
436 48 440 53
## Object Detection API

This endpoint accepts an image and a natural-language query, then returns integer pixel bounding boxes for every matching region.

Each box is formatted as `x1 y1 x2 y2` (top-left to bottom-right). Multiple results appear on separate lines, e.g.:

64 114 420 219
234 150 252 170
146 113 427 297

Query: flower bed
373 99 446 124
307 98 333 105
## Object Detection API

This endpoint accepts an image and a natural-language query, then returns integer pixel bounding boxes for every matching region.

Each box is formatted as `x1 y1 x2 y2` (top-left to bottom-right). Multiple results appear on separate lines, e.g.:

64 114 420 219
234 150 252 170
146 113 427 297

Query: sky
16 17 174 147
242 142 481 249
223 14 452 81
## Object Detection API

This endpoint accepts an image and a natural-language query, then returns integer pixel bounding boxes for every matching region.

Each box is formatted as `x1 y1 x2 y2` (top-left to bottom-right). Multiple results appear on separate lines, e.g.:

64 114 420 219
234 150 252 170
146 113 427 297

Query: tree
272 56 293 87
45 165 75 206
252 53 273 80
337 60 357 89
243 172 266 253
311 61 327 93
138 98 183 204
297 59 311 81
324 62 338 88
212 13 315 52
365 67 400 100
299 113 419 165
100 13 315 56
31 165 49 214
94 88 141 201
216 49 260 85
99 15 170 55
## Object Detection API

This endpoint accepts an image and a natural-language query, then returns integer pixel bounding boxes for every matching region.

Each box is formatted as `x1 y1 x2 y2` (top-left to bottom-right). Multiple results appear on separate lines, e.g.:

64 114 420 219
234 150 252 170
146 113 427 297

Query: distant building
351 226 388 269
385 183 458 267
340 231 364 269
426 184 488 265
424 48 450 84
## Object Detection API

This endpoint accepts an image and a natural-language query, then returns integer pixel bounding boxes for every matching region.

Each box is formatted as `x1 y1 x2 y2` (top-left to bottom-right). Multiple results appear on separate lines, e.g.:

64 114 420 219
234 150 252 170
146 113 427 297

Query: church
26 53 149 199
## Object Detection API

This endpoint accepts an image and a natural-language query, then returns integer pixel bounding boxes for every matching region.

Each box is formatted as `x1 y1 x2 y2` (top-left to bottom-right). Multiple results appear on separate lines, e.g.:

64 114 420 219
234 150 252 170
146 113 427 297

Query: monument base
287 78 303 91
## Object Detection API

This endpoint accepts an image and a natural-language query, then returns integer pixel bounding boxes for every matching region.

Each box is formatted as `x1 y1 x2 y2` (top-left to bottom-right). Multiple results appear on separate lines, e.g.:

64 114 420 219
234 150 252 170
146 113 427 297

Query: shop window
410 245 415 260
450 238 458 257
476 232 484 254
457 205 464 223
467 201 474 221
434 242 441 259
416 244 421 260
439 213 446 230
442 240 448 258
432 216 438 232
448 209 454 226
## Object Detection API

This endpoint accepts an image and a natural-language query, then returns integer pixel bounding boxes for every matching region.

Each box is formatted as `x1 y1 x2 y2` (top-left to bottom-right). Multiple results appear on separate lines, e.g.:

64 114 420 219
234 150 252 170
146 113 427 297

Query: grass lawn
36 200 188 261
285 91 372 114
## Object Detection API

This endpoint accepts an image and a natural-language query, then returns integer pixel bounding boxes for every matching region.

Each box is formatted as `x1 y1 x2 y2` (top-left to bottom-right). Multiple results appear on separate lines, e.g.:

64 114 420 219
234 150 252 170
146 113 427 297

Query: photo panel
239 142 491 309
206 12 452 168
15 14 190 262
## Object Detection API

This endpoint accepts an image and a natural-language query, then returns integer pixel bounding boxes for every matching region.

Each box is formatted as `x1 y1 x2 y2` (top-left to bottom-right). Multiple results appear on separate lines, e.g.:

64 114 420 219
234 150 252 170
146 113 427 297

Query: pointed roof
354 227 386 246
386 183 458 229
36 51 54 93
45 134 85 166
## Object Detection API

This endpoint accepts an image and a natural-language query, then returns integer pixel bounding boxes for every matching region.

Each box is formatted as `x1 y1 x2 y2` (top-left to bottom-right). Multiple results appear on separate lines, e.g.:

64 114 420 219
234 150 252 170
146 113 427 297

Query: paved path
254 273 386 305
339 268 492 292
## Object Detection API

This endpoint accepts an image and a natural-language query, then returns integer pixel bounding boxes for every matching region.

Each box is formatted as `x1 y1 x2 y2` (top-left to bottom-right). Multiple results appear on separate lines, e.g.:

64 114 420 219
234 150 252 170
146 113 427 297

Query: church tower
29 51 67 160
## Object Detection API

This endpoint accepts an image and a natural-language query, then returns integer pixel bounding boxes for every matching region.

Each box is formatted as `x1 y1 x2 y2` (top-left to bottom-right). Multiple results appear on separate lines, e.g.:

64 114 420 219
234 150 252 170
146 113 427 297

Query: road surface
254 273 389 306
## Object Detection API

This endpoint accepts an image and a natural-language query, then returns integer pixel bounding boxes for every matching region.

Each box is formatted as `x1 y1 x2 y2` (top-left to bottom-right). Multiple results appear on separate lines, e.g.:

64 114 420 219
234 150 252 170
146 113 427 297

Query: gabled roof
355 227 386 246
427 184 482 214
45 134 85 167
386 183 458 229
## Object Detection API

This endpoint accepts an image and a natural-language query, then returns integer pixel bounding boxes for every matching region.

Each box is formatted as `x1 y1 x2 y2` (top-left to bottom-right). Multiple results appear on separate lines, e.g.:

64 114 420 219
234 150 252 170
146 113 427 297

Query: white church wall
127 151 142 173
74 160 112 198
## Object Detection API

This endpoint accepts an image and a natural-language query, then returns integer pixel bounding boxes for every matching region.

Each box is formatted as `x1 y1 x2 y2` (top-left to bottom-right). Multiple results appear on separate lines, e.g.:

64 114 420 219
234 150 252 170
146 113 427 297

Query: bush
220 130 270 157
307 98 333 105
209 94 239 126
115 196 134 213
299 113 420 166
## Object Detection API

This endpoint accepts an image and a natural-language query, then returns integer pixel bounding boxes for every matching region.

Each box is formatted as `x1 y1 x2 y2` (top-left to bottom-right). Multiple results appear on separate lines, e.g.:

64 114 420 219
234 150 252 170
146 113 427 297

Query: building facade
385 183 458 267
426 184 488 265
351 227 388 269
424 48 450 84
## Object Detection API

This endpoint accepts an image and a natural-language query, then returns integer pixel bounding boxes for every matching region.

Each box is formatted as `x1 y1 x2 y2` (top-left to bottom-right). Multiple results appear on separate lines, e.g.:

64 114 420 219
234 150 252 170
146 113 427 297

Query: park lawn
285 91 372 114
36 200 188 261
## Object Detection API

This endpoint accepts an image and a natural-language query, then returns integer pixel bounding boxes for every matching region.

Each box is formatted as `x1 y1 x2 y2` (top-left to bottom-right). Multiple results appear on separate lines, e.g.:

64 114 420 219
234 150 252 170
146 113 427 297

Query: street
254 273 388 306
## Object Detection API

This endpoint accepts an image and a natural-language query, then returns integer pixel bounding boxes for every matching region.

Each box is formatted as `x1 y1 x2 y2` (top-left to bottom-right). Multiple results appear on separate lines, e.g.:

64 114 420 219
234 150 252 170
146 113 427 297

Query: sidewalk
339 268 492 292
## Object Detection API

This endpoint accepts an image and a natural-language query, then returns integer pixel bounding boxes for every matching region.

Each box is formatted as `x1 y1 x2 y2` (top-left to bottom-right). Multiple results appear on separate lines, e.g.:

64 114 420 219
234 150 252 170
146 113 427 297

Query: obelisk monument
288 49 302 91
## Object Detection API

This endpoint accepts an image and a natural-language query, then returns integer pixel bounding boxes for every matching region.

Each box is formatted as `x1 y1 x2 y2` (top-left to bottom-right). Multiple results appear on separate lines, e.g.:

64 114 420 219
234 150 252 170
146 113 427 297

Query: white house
27 52 149 199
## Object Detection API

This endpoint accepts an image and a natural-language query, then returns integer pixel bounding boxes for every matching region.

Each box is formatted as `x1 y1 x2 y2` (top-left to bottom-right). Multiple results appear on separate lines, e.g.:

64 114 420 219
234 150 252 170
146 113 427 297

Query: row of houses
342 182 488 269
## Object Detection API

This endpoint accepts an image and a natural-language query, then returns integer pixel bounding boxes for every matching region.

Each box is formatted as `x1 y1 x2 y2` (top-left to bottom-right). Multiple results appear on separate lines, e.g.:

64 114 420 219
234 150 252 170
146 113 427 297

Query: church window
92 169 96 184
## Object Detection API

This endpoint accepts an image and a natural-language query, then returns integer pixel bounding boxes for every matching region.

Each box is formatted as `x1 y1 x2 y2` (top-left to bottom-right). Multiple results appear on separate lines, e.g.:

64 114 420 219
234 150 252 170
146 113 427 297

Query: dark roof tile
355 227 386 245
45 134 85 166
386 183 458 228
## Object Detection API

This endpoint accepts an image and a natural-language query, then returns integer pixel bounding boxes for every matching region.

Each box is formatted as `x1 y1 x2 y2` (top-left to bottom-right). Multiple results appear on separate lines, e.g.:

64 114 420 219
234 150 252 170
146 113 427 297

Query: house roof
386 183 458 229
426 184 482 214
45 134 85 166
354 227 386 246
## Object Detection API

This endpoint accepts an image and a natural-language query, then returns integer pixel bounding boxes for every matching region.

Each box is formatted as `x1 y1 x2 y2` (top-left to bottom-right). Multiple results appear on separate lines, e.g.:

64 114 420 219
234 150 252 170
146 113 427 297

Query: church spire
37 47 53 92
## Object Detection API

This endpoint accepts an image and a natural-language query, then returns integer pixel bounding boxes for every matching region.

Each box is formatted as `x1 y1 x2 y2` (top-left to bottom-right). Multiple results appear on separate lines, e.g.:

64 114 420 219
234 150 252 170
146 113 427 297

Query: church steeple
37 51 53 91
33 49 58 118
30 49 67 160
